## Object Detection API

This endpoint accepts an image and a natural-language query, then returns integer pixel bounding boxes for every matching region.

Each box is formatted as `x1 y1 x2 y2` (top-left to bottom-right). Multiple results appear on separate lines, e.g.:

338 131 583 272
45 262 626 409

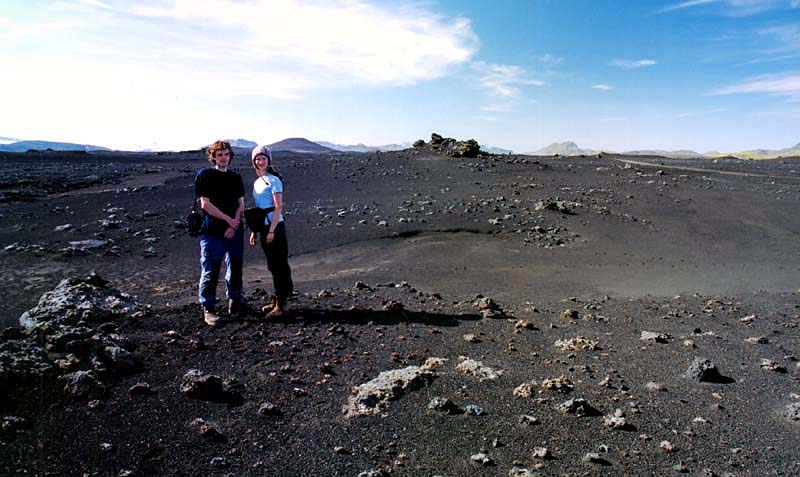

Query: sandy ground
1 148 799 476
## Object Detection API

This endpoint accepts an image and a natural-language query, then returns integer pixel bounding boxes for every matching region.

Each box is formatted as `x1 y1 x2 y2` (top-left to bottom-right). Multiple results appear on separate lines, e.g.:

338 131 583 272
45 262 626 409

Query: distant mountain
225 138 258 149
269 137 337 154
624 149 703 159
0 140 110 152
705 142 800 159
527 142 596 156
0 136 19 145
316 141 410 153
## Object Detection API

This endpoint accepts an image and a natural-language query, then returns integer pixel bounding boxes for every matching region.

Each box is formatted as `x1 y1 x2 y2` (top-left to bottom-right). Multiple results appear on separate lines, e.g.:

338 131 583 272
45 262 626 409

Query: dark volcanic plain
1 147 799 476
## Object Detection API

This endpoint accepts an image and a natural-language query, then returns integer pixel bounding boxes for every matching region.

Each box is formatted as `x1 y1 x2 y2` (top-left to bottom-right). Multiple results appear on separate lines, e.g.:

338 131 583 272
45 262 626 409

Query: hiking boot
260 296 278 314
203 307 221 327
266 301 287 319
228 298 242 316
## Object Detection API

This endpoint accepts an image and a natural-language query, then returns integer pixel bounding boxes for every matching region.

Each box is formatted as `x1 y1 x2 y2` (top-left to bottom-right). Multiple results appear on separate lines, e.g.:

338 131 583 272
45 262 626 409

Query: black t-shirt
195 168 244 237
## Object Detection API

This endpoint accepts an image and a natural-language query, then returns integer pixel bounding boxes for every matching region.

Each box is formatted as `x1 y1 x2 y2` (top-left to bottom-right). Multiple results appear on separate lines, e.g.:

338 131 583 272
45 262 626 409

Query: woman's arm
266 191 282 243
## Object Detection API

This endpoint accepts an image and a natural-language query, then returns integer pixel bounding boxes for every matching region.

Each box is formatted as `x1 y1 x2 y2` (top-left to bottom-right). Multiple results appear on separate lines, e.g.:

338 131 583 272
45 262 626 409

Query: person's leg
199 234 225 309
224 227 245 302
269 222 293 306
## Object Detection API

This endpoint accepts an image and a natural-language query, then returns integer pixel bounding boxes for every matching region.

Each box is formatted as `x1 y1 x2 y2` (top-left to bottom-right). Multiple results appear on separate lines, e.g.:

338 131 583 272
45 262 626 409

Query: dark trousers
259 221 293 304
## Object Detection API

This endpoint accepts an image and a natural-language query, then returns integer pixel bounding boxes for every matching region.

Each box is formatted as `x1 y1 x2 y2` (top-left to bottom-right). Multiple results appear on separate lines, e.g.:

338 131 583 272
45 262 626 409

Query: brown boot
266 298 287 319
260 296 278 314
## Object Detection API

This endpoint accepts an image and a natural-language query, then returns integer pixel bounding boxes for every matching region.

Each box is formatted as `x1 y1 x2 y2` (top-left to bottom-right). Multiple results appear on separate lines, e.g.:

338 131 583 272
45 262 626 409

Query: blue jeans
198 229 244 308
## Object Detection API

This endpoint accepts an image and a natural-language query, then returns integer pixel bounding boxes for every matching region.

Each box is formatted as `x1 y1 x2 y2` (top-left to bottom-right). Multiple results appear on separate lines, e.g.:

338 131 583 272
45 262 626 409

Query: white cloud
714 72 800 100
471 61 544 97
127 0 478 86
610 59 657 69
0 0 479 149
661 0 718 12
661 0 797 15
592 84 614 90
77 0 112 9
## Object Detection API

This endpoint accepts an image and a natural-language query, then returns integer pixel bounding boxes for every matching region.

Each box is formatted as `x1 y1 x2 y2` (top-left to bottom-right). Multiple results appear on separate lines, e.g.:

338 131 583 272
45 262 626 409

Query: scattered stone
683 357 726 382
744 336 769 344
475 297 505 318
61 370 106 398
128 382 152 396
190 418 225 441
456 357 503 381
557 398 601 417
513 381 537 398
560 309 579 319
541 375 574 393
382 300 404 312
739 314 755 324
660 440 675 452
53 224 74 232
509 468 540 477
784 402 800 421
179 369 241 404
343 363 438 417
428 397 461 414
582 452 610 465
554 336 599 351
603 409 633 430
464 404 484 416
470 452 494 466
333 446 350 454
760 359 786 373
518 415 539 426
640 331 670 343
257 402 282 416
645 381 666 392
532 447 552 459
463 334 480 343
514 319 535 329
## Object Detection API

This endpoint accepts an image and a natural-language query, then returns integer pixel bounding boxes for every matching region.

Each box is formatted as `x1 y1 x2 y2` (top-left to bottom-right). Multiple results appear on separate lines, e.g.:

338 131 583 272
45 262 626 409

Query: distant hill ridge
527 142 597 156
0 140 110 153
526 140 800 159
268 137 337 154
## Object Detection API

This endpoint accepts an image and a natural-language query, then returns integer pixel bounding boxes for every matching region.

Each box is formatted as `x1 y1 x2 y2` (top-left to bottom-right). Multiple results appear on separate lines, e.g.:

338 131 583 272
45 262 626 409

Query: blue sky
1 0 798 152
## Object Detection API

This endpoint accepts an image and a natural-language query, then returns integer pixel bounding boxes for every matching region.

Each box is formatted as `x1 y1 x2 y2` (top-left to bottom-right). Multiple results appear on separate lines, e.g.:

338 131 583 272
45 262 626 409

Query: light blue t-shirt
252 173 284 224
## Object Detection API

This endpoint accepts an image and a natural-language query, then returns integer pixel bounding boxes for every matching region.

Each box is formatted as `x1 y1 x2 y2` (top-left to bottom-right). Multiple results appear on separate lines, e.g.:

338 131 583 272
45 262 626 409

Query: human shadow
254 307 483 327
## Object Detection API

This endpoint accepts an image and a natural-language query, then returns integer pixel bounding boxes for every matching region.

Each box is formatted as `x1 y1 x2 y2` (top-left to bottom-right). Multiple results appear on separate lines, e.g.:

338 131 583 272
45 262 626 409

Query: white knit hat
251 144 272 161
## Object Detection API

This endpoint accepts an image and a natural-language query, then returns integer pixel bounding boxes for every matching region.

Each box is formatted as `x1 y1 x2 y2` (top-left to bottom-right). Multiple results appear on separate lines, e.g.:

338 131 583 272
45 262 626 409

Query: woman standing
248 145 293 317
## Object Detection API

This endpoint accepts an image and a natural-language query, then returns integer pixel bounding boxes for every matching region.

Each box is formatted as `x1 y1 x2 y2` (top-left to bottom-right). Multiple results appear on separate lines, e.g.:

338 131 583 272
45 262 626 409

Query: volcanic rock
18 273 143 330
61 370 106 398
343 362 439 417
455 357 503 381
557 398 601 417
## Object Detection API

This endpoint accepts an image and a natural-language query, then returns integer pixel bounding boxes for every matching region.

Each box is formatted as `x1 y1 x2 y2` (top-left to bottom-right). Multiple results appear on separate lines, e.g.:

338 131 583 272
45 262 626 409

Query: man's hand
248 232 256 246
224 226 235 239
228 217 240 229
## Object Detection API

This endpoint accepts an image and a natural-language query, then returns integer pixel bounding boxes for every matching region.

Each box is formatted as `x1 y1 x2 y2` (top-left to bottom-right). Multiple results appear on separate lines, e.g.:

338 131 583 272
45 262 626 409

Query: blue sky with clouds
1 0 798 152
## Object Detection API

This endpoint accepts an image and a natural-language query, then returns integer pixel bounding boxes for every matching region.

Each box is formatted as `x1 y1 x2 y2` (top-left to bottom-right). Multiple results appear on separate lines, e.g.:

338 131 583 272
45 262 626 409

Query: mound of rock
413 133 482 158
19 273 145 330
2 274 144 396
